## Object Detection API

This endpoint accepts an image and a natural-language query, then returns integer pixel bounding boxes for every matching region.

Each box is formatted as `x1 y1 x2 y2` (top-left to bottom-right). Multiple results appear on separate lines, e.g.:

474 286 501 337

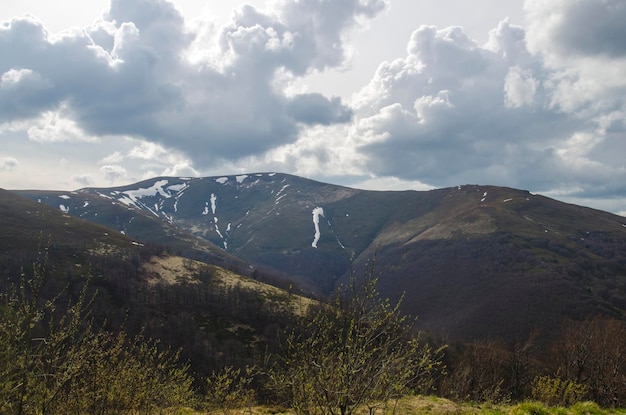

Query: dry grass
140 254 315 316
141 255 199 285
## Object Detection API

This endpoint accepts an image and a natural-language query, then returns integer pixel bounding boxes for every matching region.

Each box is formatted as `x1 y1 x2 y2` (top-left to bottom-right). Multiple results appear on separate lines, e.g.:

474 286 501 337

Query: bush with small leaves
531 375 587 407
205 365 256 415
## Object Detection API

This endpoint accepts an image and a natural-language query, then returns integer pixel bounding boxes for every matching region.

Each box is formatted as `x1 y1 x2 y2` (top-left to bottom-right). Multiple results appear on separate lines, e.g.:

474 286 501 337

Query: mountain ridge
13 173 626 341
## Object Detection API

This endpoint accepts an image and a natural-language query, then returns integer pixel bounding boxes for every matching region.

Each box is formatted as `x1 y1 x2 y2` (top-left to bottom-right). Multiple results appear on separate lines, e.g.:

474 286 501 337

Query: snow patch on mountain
236 175 248 184
215 177 228 184
59 205 69 213
125 179 170 199
312 207 324 248
214 217 223 239
210 193 217 215
166 183 187 192
59 195 70 200
110 179 175 217
326 218 345 249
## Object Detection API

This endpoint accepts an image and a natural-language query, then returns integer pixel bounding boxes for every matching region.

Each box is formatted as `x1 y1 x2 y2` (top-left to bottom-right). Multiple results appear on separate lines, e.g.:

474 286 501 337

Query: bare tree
552 317 626 407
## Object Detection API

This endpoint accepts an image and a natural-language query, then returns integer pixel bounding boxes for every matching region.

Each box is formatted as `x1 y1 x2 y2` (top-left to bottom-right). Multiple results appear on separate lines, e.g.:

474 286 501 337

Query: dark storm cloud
0 0 385 162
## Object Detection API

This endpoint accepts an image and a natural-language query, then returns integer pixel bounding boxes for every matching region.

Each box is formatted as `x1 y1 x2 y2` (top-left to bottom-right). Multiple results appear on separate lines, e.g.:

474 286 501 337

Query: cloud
524 0 626 114
27 106 98 143
286 93 352 125
1 157 18 171
0 67 55 121
503 66 538 108
525 0 626 59
97 139 200 181
72 174 94 187
0 0 384 166
100 164 127 181
345 12 625 201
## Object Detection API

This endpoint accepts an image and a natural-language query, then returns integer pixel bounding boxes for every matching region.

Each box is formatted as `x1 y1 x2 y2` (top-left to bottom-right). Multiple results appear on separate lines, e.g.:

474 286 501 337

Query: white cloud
27 106 98 143
525 0 626 60
503 66 538 108
1 157 18 171
99 151 124 164
349 175 434 191
0 0 381 166
100 164 127 181
524 0 626 114
343 12 625 206
160 162 199 177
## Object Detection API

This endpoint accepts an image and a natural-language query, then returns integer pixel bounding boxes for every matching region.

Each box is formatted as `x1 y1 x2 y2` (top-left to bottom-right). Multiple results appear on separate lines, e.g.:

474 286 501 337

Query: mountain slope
0 187 314 376
15 175 626 341
353 185 626 339
0 187 135 254
14 186 277 281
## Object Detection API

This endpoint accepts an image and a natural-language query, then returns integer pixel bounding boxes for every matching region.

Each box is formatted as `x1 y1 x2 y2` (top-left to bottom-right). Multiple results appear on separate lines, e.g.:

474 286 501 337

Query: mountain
14 186 255 268
0 187 136 257
0 187 313 376
14 173 626 341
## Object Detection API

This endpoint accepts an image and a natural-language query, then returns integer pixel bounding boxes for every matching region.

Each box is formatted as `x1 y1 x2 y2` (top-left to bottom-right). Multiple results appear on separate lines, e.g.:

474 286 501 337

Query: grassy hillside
348 185 626 340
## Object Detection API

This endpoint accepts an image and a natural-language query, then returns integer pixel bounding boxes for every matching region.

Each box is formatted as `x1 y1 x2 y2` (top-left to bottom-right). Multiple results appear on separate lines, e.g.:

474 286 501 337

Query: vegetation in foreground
196 397 626 415
2 246 626 415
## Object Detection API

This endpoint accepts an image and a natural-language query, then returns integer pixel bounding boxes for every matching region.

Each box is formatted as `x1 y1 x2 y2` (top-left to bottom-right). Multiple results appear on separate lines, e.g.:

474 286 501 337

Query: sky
1 0 625 216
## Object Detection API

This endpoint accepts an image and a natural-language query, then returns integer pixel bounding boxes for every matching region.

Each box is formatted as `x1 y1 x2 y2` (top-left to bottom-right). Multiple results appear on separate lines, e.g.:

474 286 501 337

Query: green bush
531 375 587 407
205 365 256 414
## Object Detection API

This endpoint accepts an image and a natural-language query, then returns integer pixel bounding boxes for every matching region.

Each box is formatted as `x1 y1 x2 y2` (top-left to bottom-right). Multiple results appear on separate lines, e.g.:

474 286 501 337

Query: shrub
264 258 444 415
531 375 587 407
0 251 195 415
205 365 256 414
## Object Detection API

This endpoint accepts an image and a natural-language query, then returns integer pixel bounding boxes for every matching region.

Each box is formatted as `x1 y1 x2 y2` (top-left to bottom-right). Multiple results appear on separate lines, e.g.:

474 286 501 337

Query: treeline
440 316 626 407
2 245 626 414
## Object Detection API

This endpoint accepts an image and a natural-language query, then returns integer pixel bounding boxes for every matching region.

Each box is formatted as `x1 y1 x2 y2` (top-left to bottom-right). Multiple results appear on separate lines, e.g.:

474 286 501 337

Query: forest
1 244 626 415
